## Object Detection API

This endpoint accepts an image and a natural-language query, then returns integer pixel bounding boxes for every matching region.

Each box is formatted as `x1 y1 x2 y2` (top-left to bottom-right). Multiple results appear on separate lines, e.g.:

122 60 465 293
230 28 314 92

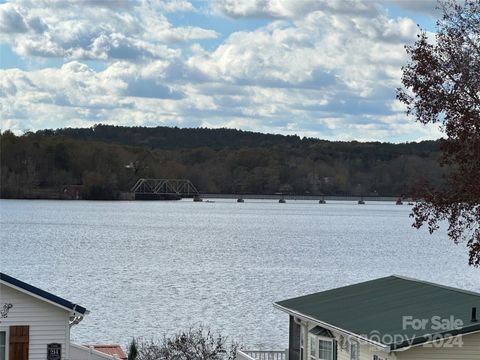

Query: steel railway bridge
131 178 200 200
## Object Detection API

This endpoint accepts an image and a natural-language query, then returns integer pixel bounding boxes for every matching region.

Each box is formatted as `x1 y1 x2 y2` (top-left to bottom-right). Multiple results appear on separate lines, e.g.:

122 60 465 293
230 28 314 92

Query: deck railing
237 349 288 360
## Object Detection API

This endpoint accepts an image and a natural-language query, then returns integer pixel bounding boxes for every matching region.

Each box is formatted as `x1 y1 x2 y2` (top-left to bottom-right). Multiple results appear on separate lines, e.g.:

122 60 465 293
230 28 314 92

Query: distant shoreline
201 194 411 201
0 193 412 202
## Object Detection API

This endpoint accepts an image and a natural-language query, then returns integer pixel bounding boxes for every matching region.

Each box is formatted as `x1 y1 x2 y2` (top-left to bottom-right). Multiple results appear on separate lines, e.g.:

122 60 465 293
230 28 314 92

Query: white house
0 272 117 360
239 275 480 360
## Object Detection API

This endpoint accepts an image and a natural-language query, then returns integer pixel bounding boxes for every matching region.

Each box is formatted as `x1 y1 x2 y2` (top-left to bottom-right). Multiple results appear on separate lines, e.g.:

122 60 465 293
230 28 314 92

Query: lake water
0 199 478 349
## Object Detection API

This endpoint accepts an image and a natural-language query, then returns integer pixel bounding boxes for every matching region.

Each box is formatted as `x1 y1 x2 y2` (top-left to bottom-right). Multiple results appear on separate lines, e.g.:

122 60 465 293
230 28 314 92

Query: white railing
237 349 288 360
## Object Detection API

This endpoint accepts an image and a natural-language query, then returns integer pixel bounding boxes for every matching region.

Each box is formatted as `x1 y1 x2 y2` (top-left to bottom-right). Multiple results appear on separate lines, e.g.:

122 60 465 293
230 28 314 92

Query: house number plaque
47 343 61 360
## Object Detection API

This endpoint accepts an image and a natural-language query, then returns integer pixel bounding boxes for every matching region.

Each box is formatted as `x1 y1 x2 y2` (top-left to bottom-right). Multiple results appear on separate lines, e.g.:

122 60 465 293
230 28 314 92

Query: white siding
0 283 70 360
69 343 114 360
395 332 480 360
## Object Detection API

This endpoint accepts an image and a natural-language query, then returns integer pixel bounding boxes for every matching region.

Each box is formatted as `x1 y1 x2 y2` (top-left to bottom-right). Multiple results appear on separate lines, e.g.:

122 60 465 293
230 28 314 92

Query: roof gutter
273 302 390 352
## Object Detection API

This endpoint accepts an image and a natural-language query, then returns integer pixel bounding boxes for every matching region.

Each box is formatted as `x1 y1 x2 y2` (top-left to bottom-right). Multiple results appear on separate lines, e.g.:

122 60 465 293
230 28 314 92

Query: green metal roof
274 275 480 350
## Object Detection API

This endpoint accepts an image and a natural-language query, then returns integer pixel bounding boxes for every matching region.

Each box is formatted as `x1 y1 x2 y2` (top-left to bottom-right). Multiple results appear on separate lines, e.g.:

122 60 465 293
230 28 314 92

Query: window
0 331 6 360
318 339 333 360
304 327 335 360
350 341 359 360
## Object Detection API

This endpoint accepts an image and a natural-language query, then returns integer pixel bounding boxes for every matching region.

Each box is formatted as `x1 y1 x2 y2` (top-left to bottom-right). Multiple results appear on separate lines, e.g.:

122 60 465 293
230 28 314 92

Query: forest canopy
1 125 443 200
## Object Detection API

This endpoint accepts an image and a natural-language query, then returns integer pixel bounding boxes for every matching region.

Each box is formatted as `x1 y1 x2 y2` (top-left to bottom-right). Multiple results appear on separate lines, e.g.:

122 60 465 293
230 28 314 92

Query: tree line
0 126 445 200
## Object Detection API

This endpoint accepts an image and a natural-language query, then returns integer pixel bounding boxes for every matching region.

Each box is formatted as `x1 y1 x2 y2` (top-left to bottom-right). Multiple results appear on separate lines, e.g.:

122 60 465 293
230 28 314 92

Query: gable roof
0 272 87 315
274 275 480 351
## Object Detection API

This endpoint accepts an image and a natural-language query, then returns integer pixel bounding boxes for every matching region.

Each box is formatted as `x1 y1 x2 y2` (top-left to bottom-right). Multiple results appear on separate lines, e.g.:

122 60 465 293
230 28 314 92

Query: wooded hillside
1 125 444 199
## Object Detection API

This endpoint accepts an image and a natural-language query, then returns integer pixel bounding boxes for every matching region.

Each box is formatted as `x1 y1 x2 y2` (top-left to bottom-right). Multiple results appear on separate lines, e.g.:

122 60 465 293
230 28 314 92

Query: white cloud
212 0 380 19
158 0 196 13
191 9 418 96
212 0 445 19
0 2 46 35
0 0 217 61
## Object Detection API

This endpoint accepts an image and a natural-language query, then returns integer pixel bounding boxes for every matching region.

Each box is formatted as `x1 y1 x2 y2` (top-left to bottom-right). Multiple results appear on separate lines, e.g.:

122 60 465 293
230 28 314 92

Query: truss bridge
131 178 200 200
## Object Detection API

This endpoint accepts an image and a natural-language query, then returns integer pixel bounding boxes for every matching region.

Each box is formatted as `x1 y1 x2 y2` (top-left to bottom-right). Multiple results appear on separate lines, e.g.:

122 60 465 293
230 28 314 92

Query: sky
0 0 444 142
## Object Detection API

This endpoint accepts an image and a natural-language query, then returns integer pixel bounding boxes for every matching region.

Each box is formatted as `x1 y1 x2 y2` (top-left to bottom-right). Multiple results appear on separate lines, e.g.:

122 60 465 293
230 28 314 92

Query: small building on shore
0 272 119 360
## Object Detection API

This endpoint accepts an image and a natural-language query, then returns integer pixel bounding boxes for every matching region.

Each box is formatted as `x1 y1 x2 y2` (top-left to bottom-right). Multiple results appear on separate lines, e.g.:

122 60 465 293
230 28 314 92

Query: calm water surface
0 199 478 349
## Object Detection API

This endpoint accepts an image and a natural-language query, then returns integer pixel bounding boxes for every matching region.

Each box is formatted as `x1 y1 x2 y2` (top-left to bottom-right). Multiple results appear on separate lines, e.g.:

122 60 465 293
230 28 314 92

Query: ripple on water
0 199 477 348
